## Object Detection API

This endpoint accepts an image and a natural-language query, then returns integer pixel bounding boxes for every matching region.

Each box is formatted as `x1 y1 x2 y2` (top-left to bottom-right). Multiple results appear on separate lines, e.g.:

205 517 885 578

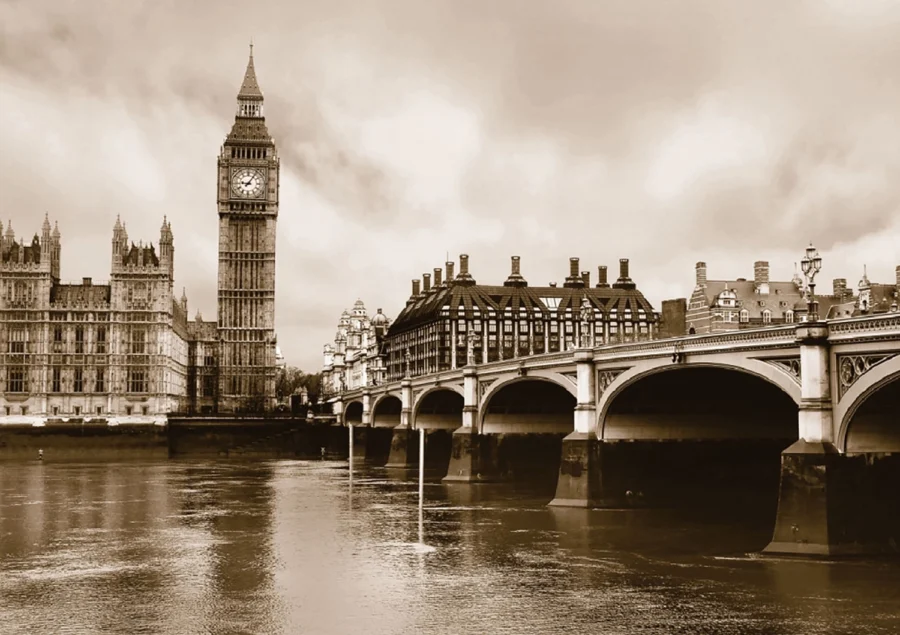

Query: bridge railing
827 313 900 339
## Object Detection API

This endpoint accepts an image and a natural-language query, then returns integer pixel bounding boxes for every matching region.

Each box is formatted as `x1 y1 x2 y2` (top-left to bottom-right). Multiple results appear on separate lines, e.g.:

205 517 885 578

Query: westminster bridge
330 314 900 556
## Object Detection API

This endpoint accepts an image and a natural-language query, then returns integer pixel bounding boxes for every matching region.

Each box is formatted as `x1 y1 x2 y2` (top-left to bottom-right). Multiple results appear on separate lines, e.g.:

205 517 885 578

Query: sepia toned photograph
1 1 899 633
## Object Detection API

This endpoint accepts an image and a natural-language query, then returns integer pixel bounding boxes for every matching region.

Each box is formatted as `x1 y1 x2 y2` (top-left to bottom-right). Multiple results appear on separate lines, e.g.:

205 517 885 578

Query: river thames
1 459 898 634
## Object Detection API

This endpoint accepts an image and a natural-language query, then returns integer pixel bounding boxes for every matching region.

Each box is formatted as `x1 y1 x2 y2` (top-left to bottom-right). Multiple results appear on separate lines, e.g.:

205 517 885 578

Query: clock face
231 168 266 198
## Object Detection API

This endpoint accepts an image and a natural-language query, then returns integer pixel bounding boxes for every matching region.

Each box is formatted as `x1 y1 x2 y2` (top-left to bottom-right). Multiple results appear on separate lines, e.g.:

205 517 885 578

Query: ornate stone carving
837 353 896 398
597 369 625 397
762 356 802 385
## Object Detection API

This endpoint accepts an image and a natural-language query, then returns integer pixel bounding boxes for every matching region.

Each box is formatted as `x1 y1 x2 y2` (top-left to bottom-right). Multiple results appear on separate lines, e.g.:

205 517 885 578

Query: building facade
383 255 659 381
216 47 280 412
1 216 189 420
682 261 899 336
322 300 392 397
0 49 281 421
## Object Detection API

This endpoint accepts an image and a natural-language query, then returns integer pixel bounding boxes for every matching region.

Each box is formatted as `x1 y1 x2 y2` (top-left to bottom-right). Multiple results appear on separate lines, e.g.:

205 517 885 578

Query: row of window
3 366 149 393
2 405 151 417
715 310 795 324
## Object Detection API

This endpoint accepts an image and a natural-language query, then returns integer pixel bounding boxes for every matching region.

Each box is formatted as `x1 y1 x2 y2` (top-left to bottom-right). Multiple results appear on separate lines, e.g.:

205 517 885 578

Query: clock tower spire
215 45 280 413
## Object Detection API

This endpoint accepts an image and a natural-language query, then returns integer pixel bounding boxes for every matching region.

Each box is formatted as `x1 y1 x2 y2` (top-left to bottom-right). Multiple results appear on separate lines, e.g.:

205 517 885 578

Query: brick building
681 260 899 336
383 255 659 381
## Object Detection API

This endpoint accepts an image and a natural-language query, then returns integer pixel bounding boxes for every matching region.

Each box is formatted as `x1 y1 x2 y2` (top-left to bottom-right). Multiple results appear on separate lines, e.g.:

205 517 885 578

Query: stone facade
0 49 281 421
0 216 188 421
322 300 392 397
215 48 280 412
383 255 659 381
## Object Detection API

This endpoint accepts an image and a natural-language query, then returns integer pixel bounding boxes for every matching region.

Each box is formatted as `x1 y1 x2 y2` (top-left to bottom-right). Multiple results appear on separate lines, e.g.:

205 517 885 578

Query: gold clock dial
231 168 266 198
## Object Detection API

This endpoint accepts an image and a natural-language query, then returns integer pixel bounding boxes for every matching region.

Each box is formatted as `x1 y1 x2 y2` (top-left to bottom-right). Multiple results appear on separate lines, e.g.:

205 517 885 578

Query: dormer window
740 309 749 323
762 309 772 324
785 311 794 323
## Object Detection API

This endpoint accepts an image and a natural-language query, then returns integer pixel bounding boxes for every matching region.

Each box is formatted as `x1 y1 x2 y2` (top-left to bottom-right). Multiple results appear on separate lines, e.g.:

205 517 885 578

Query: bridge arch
413 386 464 430
372 392 402 428
343 400 363 426
598 360 800 441
837 355 900 452
478 373 577 434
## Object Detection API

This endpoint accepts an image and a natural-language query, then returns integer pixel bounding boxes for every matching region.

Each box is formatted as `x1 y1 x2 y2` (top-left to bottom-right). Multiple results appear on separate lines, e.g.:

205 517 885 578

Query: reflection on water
1 460 899 635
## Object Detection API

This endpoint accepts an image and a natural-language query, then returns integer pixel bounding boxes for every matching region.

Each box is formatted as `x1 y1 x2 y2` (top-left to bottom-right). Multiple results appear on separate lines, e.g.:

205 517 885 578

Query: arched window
785 310 794 323
739 309 749 323
762 309 771 324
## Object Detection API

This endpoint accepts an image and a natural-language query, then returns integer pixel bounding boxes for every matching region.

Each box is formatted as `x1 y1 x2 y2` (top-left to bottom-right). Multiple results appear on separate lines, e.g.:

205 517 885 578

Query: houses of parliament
0 50 280 421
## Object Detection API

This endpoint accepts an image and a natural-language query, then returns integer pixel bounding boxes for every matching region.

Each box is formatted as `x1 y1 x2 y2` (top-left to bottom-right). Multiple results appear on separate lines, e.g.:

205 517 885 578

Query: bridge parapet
827 314 900 343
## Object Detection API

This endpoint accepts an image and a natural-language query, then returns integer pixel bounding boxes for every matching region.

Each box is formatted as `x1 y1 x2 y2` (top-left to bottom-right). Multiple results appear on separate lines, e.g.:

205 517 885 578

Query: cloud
1 0 898 371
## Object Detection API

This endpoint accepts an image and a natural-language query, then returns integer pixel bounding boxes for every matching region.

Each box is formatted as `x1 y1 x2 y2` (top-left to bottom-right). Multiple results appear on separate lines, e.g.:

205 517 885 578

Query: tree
276 366 306 402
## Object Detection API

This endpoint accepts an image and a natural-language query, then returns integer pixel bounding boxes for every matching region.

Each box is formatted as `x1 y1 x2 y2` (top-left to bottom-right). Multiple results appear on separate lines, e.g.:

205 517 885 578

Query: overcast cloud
1 0 899 370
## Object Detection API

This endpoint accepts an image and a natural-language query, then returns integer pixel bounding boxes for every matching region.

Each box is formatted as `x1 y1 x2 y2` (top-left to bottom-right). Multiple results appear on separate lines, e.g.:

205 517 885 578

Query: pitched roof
388 282 656 335
238 50 263 100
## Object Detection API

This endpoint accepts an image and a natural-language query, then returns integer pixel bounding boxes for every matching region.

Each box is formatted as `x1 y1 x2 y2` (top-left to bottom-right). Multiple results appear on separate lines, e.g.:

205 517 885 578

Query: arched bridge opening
373 395 402 428
416 390 463 471
344 401 363 426
844 376 900 453
365 395 401 464
601 367 798 516
842 376 900 543
481 379 577 484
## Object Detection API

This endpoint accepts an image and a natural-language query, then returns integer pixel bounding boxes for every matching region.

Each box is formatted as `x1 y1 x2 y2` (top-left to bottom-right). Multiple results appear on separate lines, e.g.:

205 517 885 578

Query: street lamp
800 243 823 322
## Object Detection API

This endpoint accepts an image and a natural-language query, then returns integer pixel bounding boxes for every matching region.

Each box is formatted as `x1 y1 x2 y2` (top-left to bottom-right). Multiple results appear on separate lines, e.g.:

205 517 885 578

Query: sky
1 0 899 371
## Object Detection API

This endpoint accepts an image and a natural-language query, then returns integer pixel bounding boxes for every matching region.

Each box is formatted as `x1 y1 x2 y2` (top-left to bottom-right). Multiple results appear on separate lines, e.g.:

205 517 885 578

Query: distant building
0 49 284 421
681 260 898 335
383 255 659 381
855 266 900 316
659 298 688 339
322 300 392 397
0 215 188 420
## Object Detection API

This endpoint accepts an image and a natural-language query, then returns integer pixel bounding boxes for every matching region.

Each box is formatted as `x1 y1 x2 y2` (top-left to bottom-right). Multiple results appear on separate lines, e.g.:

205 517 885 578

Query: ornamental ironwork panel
762 357 801 385
837 353 896 399
478 379 496 401
597 369 626 398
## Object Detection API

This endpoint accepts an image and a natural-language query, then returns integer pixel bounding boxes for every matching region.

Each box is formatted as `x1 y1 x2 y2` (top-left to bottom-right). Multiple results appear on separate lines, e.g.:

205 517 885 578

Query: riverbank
0 420 348 461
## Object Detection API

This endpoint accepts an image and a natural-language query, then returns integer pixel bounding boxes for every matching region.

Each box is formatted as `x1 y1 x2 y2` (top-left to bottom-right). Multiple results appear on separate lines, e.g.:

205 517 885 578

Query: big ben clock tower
216 45 279 412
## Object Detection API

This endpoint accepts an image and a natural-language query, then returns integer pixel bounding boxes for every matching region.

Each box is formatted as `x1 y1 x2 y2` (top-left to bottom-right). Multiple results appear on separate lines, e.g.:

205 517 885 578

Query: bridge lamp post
800 243 823 322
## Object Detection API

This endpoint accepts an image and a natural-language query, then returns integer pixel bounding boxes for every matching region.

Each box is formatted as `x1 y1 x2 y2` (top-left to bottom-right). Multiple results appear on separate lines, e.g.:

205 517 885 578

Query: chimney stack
423 273 431 292
564 257 583 288
696 262 707 287
433 267 442 287
412 279 420 296
596 266 609 288
754 261 770 285
82 277 92 286
833 278 847 299
446 260 455 283
612 258 636 290
581 271 591 288
456 253 475 285
504 255 527 287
